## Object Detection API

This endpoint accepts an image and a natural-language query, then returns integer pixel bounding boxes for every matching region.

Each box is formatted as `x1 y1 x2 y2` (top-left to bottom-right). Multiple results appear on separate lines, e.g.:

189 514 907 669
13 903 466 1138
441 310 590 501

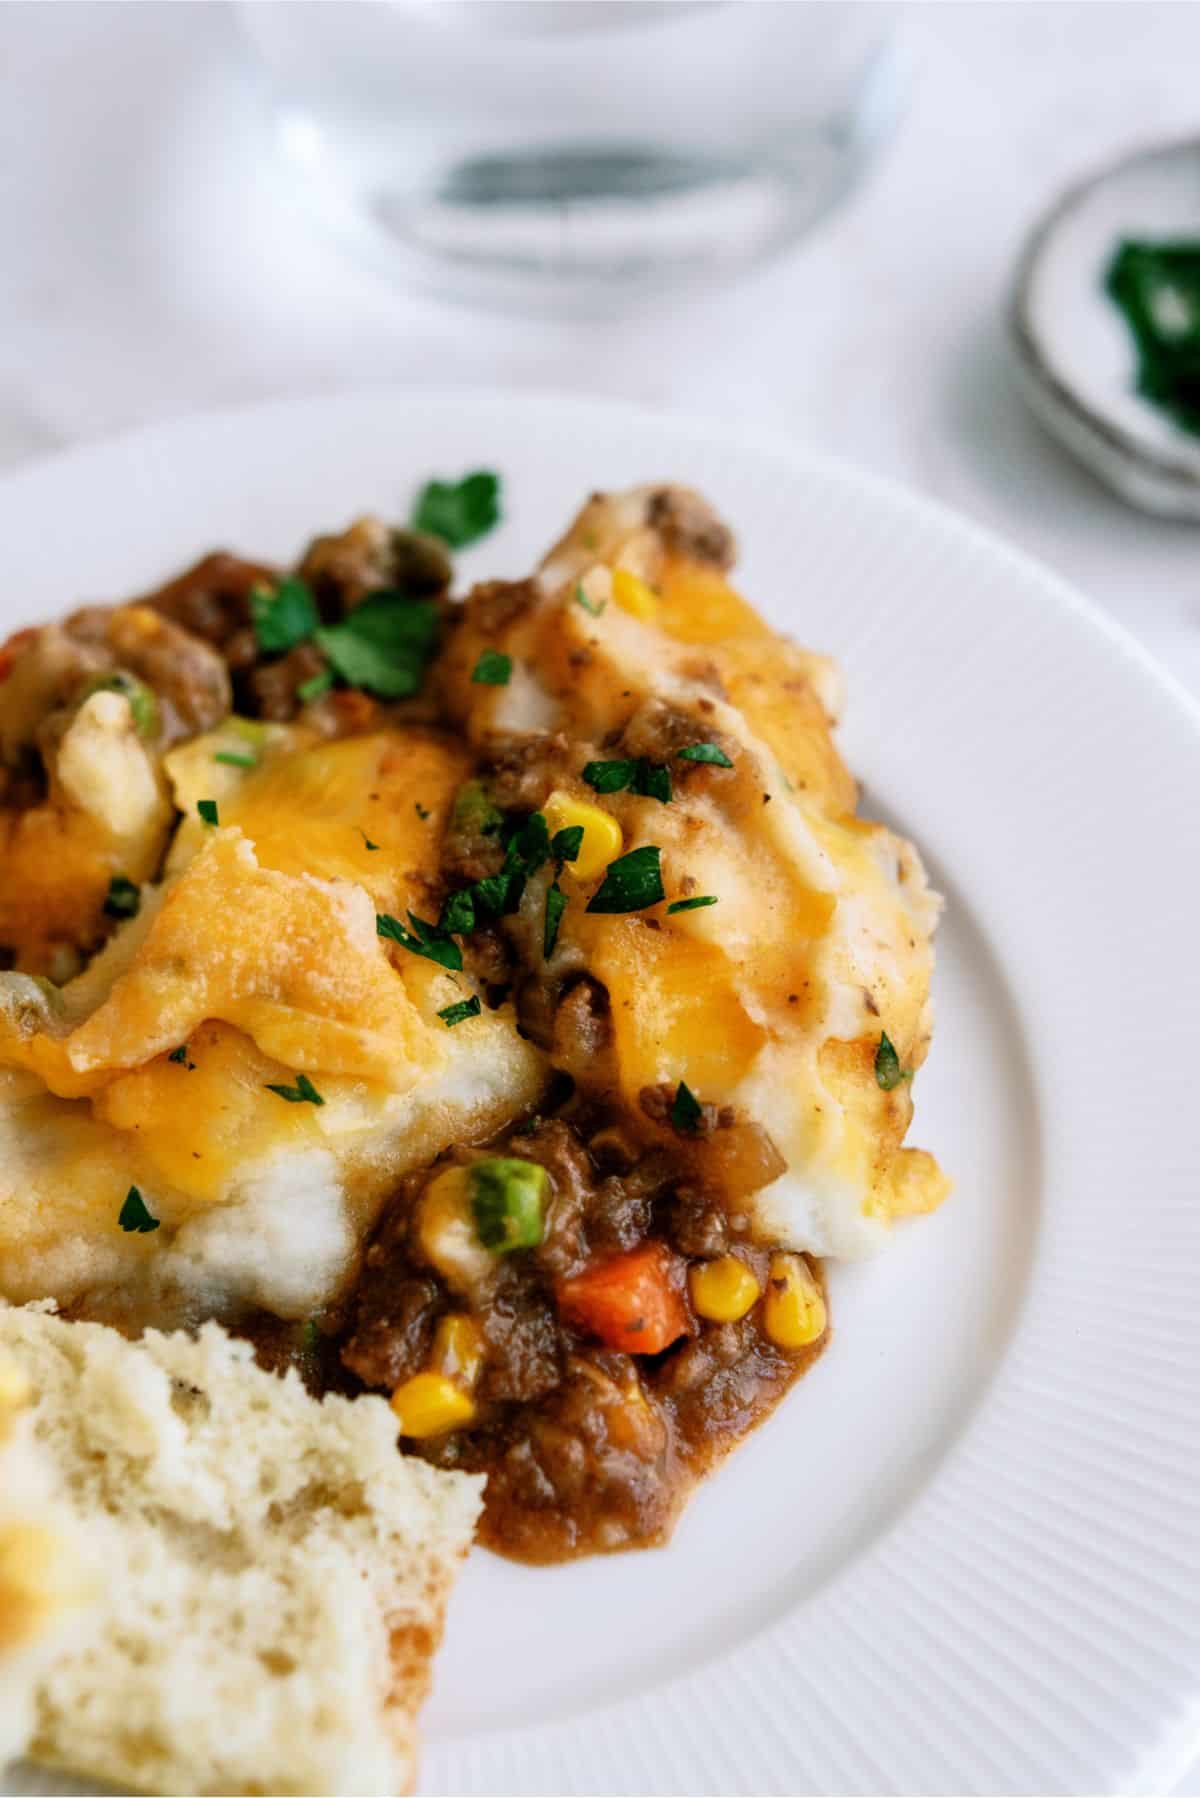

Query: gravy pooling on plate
0 480 948 1560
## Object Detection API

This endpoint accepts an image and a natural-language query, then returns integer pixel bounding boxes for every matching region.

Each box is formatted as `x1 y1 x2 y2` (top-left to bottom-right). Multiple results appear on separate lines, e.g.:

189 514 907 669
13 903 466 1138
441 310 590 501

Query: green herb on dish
411 471 501 548
1106 239 1200 437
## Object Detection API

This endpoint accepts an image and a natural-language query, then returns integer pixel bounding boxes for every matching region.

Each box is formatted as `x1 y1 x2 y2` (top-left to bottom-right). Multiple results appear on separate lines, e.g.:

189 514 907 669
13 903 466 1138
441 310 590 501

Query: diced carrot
557 1242 692 1355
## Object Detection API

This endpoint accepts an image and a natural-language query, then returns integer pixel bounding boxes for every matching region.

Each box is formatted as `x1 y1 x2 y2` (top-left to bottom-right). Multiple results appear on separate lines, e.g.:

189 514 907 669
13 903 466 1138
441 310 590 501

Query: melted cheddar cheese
448 486 948 1252
0 727 544 1321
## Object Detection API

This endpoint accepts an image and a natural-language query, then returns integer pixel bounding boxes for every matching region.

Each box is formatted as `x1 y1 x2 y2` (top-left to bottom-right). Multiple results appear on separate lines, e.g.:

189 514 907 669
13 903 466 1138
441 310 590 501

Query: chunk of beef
646 486 736 570
340 1269 444 1391
479 1264 563 1404
479 1352 674 1559
639 1082 735 1137
66 604 232 742
441 776 505 884
3 604 231 764
0 625 108 767
656 1313 796 1453
585 1121 642 1175
620 696 736 770
586 1151 677 1256
551 976 615 1084
463 578 539 637
299 517 451 611
141 550 275 648
515 973 556 1051
242 641 329 721
667 1188 730 1259
480 730 570 813
464 923 514 996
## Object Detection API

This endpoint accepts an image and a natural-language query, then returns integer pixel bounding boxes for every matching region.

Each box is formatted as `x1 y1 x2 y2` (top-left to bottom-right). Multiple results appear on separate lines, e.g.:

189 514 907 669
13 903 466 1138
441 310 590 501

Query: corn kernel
543 789 624 882
390 1371 477 1439
611 568 659 622
689 1255 761 1323
431 1314 485 1390
763 1253 827 1350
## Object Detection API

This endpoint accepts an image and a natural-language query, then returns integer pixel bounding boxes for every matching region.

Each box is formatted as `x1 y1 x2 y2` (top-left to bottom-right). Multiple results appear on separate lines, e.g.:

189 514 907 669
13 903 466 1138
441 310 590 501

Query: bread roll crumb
0 1344 95 1770
0 1309 482 1796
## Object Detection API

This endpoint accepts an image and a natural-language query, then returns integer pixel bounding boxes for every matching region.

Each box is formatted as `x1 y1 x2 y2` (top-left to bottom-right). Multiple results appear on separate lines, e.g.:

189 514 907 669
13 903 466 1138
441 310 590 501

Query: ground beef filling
138 523 452 721
333 1115 827 1564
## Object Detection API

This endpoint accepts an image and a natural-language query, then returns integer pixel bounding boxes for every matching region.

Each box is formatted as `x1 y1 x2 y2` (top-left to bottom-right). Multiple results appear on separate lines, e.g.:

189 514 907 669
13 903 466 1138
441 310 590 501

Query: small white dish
1011 136 1200 518
2 388 1200 1795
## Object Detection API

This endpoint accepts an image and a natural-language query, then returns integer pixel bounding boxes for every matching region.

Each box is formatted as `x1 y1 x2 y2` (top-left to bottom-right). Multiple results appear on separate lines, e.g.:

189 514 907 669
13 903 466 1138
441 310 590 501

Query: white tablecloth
6 0 1200 707
4 3 1200 1790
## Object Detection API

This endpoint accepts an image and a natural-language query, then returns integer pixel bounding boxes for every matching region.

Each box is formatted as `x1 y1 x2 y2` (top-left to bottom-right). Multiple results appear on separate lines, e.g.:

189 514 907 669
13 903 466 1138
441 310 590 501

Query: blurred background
4 0 1200 715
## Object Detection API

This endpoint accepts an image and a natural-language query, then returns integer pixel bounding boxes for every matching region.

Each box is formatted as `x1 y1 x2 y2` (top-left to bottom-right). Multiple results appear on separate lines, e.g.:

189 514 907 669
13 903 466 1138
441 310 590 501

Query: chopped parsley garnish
248 573 438 703
314 590 439 698
118 1186 160 1233
252 576 319 654
677 743 733 768
550 825 583 865
439 888 478 936
197 799 219 827
505 811 551 880
667 894 718 914
467 873 510 917
586 844 664 914
358 829 380 851
482 811 550 914
582 758 636 794
264 1072 325 1106
669 1081 703 1134
167 1045 195 1069
214 749 257 770
634 761 672 804
471 649 512 686
574 582 605 617
544 882 567 958
297 668 334 703
435 809 558 942
438 995 482 1028
1106 240 1200 437
377 910 464 972
103 875 140 919
411 470 501 548
582 758 672 803
874 1031 911 1091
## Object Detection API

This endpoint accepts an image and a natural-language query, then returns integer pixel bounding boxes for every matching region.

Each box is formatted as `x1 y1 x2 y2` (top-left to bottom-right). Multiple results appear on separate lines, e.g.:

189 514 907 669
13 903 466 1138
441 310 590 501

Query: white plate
3 388 1200 1798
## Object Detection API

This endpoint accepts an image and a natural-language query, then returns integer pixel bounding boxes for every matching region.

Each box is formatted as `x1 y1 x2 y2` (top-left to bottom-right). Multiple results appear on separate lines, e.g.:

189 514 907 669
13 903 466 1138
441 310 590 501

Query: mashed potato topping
448 487 948 1256
0 484 946 1349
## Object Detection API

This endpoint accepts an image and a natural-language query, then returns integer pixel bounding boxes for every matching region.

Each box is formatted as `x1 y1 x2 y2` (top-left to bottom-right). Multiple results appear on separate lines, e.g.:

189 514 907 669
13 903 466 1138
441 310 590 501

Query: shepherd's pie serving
0 477 947 1570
